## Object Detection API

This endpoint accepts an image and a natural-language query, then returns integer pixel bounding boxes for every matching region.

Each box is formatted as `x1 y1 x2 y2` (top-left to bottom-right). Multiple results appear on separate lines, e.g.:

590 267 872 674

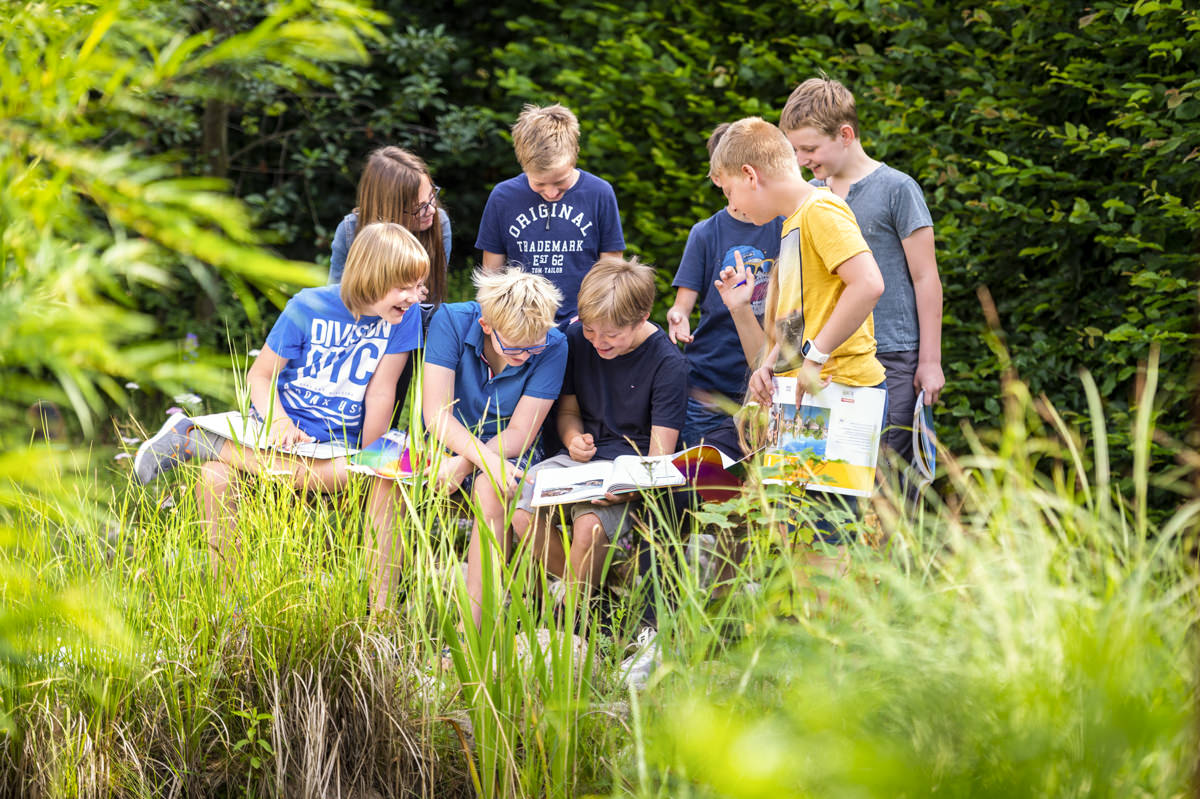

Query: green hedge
482 0 1198 488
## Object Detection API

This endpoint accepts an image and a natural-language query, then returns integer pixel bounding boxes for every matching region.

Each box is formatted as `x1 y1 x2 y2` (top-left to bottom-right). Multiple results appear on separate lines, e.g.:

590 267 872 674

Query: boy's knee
572 514 607 551
512 509 534 539
198 459 232 490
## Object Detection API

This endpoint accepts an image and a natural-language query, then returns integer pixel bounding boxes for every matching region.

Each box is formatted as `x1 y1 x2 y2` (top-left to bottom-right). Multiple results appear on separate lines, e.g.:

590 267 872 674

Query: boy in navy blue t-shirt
666 123 783 458
476 104 625 326
365 268 567 621
134 223 428 584
513 256 688 600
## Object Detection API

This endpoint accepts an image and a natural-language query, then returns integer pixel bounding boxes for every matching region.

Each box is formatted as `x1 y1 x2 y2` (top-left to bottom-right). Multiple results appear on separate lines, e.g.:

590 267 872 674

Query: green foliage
485 0 1199 489
0 0 386 441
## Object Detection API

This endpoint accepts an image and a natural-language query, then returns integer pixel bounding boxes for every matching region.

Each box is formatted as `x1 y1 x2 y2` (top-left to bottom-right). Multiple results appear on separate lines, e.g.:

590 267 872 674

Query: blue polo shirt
423 301 568 438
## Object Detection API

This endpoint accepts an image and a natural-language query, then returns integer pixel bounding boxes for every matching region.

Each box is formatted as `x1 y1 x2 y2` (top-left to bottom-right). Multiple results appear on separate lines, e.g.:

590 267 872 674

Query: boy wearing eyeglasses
366 266 567 618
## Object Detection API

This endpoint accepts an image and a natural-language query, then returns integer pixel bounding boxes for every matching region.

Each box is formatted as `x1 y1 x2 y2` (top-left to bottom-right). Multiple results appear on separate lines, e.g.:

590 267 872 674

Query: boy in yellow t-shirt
708 117 884 402
709 116 885 545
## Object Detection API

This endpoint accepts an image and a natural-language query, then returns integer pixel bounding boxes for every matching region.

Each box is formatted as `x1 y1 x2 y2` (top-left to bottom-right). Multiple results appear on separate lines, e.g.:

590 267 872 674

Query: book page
607 455 685 493
348 430 413 480
530 461 612 507
191 411 354 460
762 378 886 497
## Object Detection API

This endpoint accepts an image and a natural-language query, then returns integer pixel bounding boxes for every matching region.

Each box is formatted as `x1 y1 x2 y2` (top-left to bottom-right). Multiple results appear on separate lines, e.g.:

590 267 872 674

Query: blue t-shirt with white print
264 285 422 445
423 301 567 438
672 209 783 399
475 170 625 324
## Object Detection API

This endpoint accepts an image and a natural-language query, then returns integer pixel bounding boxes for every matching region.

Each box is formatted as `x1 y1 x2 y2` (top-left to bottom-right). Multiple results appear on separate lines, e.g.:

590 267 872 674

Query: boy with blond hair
711 117 886 538
667 122 783 457
780 77 943 477
366 267 567 622
476 103 625 326
513 256 688 599
135 223 428 582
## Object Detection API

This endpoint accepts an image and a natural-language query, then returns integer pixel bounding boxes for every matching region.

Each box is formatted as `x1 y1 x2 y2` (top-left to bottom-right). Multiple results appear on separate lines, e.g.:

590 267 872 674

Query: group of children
133 76 944 630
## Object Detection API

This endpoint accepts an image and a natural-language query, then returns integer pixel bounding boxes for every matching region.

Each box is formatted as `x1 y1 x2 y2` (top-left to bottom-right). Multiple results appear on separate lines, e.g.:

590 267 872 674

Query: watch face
802 340 812 357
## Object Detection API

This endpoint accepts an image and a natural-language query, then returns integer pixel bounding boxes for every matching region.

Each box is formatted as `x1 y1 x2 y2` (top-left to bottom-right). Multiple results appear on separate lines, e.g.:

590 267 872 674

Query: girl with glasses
330 146 450 305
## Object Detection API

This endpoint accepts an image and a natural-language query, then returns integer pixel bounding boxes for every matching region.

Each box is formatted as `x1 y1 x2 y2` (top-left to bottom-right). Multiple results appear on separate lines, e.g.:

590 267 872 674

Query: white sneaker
618 627 659 690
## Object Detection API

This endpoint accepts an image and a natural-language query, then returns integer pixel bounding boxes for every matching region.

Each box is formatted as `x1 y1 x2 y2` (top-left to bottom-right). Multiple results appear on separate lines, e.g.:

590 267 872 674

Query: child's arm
481 251 506 272
557 394 595 463
666 288 698 344
247 345 312 448
492 395 555 459
647 426 679 457
359 351 409 447
901 226 945 405
714 252 766 365
422 363 518 490
747 251 884 403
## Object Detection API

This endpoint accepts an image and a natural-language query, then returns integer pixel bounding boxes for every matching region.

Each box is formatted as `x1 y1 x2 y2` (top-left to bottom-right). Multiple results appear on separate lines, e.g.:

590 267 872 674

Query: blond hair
708 117 798 182
474 266 562 343
340 223 430 317
354 146 447 303
511 103 580 173
780 77 859 137
576 255 655 328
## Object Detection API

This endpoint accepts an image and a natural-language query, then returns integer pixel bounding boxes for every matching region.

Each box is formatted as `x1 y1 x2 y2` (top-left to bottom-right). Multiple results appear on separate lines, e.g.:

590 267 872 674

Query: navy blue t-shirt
475 170 625 324
423 301 567 437
672 209 783 399
560 323 688 461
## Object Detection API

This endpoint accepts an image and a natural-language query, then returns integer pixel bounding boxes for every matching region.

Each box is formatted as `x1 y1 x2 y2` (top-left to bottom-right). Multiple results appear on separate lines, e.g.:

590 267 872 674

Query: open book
761 376 886 497
531 445 743 507
191 411 356 460
346 430 416 481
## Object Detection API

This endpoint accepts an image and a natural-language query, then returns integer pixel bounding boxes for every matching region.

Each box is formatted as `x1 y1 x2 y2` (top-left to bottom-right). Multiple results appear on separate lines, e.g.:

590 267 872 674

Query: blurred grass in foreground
0 355 1195 797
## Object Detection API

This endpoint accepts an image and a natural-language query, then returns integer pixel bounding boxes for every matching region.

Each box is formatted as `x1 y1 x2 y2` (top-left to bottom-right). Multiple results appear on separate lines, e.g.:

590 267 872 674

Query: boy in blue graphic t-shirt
476 104 625 326
667 123 783 459
134 223 429 584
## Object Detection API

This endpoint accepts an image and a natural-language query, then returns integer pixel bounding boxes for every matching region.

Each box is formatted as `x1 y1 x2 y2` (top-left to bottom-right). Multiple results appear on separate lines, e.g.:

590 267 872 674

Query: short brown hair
576 255 655 328
780 77 859 138
474 266 562 343
340 223 430 317
708 117 798 182
706 123 731 157
511 103 580 173
354 146 447 303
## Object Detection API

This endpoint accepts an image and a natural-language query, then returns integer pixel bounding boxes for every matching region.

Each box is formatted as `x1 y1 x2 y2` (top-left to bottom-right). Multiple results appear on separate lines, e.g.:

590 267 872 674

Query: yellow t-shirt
774 188 885 387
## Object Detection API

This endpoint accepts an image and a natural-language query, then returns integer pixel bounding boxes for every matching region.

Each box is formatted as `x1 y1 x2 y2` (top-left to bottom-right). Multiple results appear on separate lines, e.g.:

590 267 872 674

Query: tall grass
0 360 1195 797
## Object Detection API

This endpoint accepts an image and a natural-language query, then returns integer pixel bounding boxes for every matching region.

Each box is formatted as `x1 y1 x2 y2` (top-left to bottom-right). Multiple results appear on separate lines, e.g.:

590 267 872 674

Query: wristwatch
801 339 830 365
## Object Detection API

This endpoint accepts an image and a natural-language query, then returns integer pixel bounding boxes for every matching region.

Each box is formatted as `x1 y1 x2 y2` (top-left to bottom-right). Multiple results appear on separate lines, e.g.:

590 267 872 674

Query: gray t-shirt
812 164 932 353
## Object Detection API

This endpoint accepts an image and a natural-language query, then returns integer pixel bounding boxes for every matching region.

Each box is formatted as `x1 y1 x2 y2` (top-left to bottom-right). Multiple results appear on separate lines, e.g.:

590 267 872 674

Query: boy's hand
268 416 313 450
435 454 472 492
666 307 693 344
914 362 944 405
748 365 775 405
566 433 596 462
798 360 830 398
714 251 754 311
591 491 634 507
479 450 523 494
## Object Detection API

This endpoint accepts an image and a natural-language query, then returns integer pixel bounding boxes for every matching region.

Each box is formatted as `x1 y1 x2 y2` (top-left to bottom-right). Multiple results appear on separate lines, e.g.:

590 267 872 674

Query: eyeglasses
493 330 550 356
409 184 440 217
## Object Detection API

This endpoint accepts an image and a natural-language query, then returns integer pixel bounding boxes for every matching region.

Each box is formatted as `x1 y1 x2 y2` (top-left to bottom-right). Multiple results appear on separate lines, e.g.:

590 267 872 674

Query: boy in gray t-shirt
780 77 945 487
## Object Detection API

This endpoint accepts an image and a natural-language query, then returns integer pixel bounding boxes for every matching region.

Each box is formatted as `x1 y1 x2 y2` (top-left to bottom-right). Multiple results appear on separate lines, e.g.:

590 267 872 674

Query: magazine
761 376 887 497
190 411 356 460
907 389 937 490
347 430 416 481
530 444 745 507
